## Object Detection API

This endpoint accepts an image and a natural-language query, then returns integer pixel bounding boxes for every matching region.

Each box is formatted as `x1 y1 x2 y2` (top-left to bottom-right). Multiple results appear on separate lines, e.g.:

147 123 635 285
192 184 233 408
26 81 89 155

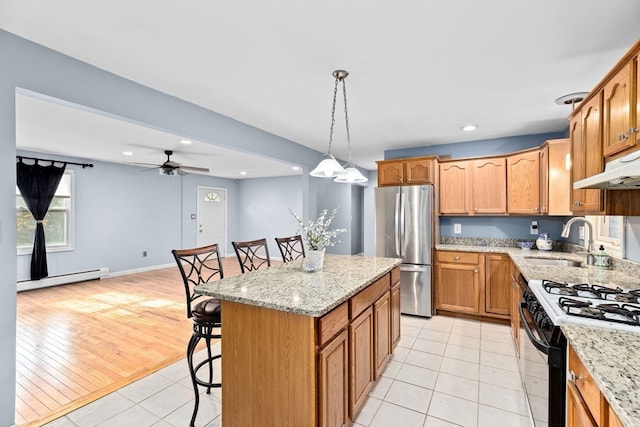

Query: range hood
574 150 640 190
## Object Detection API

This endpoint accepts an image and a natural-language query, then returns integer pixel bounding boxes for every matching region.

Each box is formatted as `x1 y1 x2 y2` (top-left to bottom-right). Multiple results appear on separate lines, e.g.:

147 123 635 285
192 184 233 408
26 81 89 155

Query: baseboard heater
17 267 109 292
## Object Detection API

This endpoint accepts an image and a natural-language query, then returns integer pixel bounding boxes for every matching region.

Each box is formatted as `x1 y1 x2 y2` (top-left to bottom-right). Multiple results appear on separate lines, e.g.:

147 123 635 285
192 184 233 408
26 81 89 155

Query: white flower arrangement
290 208 347 251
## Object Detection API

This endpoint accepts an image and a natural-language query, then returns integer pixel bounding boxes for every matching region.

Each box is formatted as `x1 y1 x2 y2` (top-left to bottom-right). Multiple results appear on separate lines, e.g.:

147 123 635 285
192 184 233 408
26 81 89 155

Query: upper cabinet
439 158 506 215
571 94 604 214
376 157 435 187
546 139 572 216
507 150 541 214
603 59 637 157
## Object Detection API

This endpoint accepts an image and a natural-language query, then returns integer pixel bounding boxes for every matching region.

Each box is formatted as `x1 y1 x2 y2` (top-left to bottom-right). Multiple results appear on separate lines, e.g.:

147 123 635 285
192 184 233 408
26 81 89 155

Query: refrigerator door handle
394 192 401 256
400 265 429 273
399 192 405 257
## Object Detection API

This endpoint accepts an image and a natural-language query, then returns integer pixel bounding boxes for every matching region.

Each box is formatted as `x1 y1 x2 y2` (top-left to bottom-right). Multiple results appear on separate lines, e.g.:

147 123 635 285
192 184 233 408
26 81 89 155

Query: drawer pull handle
570 370 584 383
454 256 460 260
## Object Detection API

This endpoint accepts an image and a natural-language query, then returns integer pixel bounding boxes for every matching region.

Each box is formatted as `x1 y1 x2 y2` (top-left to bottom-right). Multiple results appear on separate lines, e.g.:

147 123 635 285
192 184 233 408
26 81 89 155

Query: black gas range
518 275 640 427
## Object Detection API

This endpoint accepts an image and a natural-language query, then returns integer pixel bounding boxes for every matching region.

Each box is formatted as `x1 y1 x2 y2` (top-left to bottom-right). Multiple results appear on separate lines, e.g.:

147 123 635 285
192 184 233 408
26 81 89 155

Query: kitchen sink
523 257 582 267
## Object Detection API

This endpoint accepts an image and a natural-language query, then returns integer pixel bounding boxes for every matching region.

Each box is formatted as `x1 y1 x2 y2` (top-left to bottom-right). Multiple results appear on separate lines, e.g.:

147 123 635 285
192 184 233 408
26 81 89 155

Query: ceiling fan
128 150 210 176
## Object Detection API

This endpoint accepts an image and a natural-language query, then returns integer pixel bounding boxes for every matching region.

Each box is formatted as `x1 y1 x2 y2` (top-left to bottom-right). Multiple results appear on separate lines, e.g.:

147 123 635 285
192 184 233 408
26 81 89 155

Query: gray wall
0 30 366 425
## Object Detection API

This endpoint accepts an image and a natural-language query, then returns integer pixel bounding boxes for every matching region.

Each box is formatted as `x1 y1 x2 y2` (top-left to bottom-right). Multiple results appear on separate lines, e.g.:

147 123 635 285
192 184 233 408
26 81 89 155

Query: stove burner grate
558 297 640 326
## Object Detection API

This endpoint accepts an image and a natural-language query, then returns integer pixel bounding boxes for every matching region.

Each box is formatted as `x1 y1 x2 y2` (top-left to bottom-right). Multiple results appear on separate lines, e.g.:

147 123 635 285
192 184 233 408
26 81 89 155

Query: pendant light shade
310 154 346 177
334 167 368 183
310 69 367 183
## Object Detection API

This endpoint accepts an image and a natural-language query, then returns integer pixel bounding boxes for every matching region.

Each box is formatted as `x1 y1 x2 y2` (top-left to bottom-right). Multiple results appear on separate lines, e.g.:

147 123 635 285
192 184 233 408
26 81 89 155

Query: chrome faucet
561 217 595 265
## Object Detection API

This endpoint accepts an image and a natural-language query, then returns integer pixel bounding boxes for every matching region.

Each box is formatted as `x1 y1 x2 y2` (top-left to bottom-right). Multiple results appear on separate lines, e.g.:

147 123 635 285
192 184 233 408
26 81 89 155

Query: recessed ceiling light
292 166 300 171
240 171 247 175
180 139 192 145
122 151 133 156
461 124 477 132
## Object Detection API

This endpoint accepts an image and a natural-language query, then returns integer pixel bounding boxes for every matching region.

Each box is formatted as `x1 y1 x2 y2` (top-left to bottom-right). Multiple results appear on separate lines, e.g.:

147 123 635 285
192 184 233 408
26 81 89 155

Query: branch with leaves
290 208 347 251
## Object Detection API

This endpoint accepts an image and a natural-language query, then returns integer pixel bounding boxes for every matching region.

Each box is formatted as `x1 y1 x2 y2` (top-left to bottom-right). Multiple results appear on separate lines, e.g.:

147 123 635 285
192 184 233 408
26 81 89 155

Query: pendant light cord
328 72 353 164
328 76 339 156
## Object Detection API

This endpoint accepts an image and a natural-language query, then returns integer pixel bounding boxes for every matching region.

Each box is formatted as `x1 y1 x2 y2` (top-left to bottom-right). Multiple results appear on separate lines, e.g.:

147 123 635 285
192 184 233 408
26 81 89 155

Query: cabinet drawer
350 275 390 319
437 251 479 265
390 267 400 285
569 345 602 423
319 302 349 347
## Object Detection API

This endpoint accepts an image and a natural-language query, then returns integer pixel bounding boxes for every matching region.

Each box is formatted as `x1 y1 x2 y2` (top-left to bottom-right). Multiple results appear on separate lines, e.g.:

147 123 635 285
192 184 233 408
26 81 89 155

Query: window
17 170 74 254
586 215 625 259
204 191 221 202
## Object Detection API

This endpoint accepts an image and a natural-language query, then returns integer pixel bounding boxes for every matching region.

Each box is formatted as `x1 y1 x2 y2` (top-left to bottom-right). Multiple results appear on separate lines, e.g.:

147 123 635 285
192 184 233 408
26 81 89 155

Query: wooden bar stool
171 243 224 427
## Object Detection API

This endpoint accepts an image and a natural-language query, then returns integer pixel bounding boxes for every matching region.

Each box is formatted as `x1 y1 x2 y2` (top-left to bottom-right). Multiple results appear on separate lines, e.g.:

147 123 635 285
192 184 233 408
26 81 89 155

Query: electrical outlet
579 226 585 240
454 224 462 234
530 220 538 235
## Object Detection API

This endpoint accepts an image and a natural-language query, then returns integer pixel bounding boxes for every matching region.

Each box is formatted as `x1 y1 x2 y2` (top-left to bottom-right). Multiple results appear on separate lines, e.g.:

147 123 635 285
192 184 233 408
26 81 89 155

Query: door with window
197 187 227 256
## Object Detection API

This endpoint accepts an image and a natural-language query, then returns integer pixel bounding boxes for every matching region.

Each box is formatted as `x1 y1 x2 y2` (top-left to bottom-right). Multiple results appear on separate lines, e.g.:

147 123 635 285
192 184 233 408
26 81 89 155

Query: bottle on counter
592 245 612 269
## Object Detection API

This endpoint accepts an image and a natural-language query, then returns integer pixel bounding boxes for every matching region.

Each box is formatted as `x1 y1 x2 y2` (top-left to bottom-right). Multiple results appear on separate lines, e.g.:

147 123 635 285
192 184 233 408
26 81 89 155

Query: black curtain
16 159 67 280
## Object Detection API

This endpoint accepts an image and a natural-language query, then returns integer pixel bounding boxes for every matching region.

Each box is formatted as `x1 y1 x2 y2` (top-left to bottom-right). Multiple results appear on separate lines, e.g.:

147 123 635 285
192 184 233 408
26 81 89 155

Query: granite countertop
194 254 401 317
437 243 640 424
562 324 640 427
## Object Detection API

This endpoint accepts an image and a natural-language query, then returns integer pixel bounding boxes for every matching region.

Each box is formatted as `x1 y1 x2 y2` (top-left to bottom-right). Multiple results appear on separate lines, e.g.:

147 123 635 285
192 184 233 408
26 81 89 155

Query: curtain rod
17 155 94 169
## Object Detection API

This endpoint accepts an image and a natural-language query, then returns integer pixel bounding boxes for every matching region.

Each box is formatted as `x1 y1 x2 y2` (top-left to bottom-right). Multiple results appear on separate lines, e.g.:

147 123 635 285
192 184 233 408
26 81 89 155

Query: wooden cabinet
390 281 401 349
603 59 637 157
373 292 391 377
439 158 506 215
507 150 542 214
319 330 349 427
546 138 572 215
435 251 510 320
567 344 625 427
377 157 435 186
539 146 549 214
571 94 604 213
435 251 481 314
349 307 374 419
484 254 510 316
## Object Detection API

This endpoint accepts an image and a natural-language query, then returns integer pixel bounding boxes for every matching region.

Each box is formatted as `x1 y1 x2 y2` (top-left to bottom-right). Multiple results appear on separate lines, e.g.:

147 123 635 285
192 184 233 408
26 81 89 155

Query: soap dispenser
592 245 612 269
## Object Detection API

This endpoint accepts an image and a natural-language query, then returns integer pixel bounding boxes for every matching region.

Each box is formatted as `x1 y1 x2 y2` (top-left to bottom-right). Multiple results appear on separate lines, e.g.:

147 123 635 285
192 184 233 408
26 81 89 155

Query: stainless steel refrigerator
375 185 433 317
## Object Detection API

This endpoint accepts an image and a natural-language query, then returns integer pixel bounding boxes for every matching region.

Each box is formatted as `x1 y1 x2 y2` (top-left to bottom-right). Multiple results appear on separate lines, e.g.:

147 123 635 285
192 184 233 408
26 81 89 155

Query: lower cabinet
567 344 624 427
510 262 521 356
318 266 400 426
435 251 510 320
319 330 349 427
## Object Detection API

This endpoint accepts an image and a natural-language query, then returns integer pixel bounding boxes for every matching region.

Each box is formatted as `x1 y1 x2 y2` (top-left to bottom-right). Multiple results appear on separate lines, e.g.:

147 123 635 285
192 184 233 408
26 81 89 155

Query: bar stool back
232 238 271 273
171 243 223 427
275 234 305 262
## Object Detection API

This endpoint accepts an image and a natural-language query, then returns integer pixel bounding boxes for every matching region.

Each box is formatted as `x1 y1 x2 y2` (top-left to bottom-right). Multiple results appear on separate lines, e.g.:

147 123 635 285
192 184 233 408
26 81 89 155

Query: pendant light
310 70 367 183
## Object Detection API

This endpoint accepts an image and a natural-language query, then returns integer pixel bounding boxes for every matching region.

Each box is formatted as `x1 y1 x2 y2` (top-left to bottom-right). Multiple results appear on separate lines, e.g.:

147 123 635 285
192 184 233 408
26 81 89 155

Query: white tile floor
43 315 533 427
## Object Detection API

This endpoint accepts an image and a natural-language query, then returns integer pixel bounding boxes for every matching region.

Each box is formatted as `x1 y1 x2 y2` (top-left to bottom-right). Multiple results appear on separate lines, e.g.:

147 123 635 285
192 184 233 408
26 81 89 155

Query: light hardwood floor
16 256 245 427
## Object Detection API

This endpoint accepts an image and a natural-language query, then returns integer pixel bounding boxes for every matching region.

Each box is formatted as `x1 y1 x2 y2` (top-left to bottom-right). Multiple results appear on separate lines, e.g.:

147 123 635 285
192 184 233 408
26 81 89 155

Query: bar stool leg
186 331 201 427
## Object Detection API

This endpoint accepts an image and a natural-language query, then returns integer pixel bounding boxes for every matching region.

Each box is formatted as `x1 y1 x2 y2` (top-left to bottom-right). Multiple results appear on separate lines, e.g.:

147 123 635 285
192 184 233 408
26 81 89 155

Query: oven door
519 302 566 427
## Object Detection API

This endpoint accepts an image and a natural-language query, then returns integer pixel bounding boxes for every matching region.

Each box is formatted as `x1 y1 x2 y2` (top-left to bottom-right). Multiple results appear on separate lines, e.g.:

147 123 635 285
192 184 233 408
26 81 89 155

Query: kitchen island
195 254 402 427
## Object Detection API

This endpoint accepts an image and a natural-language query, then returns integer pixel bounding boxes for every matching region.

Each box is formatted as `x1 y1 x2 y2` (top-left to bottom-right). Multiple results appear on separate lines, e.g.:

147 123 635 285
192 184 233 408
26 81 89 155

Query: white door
197 187 227 256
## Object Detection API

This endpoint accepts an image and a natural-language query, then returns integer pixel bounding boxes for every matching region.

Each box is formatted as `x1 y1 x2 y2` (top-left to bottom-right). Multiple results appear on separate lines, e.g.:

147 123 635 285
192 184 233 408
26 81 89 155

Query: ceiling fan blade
177 169 188 176
180 165 210 172
126 161 162 167
164 160 181 167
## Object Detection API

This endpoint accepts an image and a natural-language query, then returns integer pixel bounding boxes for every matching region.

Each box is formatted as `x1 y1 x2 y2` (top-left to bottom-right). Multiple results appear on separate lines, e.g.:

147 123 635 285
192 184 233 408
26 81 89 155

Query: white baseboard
107 263 175 278
17 267 109 292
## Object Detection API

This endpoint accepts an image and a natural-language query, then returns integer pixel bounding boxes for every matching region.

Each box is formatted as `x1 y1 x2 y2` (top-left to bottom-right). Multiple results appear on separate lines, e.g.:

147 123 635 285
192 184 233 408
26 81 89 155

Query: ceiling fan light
334 166 368 183
310 155 346 177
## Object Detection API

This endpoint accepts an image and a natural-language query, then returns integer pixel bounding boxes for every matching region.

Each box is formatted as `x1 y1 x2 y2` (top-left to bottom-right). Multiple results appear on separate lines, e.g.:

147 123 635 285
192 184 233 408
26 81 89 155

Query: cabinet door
603 61 635 157
390 282 401 350
405 159 433 184
581 94 605 213
507 151 540 214
567 381 598 427
319 330 349 427
373 292 391 378
439 161 470 214
349 307 374 419
471 158 506 214
377 160 404 186
547 138 572 216
484 254 511 317
435 262 480 314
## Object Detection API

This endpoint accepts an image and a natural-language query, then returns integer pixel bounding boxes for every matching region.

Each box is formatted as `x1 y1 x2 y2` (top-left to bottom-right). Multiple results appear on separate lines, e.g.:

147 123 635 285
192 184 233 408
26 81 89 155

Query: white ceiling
2 1 640 177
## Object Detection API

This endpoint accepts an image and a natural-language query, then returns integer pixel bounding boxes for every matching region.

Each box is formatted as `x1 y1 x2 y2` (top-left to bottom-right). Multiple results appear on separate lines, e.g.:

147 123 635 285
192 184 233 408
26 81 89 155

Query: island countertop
194 254 402 317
